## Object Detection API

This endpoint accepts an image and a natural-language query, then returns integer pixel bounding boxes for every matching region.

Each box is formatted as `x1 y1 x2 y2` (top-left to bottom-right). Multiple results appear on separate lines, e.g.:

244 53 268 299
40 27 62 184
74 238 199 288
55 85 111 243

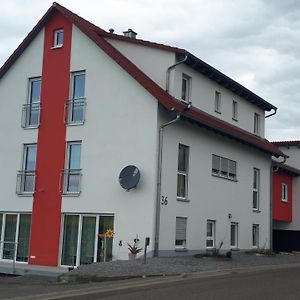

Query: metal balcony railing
65 99 86 125
21 103 40 128
60 169 82 195
16 170 36 195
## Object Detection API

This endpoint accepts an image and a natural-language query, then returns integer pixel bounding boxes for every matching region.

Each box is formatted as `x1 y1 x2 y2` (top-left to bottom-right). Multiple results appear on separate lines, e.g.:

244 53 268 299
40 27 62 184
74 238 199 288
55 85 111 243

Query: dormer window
181 74 191 102
53 29 64 48
254 113 260 136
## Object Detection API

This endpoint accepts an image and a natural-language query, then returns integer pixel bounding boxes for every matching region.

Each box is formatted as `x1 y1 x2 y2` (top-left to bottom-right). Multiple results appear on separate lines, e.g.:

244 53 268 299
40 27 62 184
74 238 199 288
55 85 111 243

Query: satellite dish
119 165 140 190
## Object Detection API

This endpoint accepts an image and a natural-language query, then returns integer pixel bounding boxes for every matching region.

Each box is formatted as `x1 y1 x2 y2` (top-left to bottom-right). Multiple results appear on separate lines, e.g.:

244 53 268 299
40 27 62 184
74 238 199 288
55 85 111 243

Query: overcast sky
1 0 299 141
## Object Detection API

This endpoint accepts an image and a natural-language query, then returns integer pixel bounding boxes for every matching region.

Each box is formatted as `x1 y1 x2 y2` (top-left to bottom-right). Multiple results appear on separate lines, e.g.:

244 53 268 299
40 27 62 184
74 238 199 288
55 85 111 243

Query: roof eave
184 52 277 112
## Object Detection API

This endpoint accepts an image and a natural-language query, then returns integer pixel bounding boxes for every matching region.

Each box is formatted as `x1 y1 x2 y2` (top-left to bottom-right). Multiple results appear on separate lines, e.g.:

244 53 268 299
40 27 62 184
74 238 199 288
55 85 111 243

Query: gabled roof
0 2 284 158
273 141 300 147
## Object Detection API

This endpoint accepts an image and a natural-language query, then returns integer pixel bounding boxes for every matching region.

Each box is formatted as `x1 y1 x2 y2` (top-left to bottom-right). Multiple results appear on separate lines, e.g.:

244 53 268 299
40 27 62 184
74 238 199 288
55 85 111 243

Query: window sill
66 121 85 126
252 209 261 213
232 117 238 122
281 200 288 203
177 197 190 203
212 174 238 182
61 192 81 197
215 110 221 114
17 192 34 197
51 45 63 50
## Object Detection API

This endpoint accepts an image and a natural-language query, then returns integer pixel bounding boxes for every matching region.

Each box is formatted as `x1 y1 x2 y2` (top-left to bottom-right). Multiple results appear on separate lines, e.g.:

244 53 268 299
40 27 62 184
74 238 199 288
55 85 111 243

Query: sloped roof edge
273 140 300 147
0 2 284 158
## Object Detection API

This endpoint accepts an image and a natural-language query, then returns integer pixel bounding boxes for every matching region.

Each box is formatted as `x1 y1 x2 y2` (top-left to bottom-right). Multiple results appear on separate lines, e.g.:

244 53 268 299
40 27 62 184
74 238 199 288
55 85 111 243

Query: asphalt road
2 265 300 299
59 266 300 300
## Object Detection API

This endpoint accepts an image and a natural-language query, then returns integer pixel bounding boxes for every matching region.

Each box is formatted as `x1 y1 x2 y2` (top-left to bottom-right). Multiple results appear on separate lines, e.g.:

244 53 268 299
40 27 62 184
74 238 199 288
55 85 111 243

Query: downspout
265 108 277 119
154 112 181 257
166 54 188 93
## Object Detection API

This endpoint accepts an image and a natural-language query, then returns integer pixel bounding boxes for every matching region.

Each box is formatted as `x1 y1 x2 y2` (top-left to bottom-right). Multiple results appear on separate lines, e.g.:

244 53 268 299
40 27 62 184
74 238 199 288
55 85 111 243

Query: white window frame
232 100 238 121
66 71 86 125
175 217 187 249
252 224 259 248
206 220 215 249
230 222 238 249
53 29 64 48
282 183 288 202
181 74 191 103
212 154 237 181
253 168 260 211
254 113 260 136
214 91 221 113
62 141 82 195
177 144 189 200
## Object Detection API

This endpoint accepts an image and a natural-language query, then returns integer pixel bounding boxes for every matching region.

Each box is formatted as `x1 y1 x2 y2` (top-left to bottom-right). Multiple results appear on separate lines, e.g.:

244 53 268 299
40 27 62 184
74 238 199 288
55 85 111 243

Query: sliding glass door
61 214 114 266
0 213 31 262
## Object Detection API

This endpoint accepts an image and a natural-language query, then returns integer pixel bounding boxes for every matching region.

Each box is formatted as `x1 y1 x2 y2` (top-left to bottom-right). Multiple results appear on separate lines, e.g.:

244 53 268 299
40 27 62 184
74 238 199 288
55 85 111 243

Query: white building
0 3 284 267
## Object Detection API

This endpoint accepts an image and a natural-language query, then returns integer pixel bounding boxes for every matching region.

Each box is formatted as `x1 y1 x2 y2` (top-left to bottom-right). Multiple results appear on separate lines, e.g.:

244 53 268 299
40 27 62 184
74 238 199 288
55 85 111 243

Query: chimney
109 28 114 34
123 29 137 39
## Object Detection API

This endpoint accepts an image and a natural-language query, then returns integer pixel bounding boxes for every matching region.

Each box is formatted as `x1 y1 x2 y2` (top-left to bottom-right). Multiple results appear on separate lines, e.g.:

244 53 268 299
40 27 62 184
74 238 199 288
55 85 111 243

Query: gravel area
62 252 300 281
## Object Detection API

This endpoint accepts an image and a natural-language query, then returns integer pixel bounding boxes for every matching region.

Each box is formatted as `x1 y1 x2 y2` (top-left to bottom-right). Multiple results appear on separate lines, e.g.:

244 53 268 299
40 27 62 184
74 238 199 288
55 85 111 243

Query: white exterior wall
274 146 300 231
106 38 176 89
64 26 159 259
169 64 266 137
159 114 271 252
0 30 44 212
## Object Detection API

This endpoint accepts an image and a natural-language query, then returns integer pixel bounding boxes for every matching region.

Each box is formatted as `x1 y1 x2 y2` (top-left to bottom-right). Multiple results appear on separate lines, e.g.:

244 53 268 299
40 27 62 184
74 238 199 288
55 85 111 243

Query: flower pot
128 253 137 260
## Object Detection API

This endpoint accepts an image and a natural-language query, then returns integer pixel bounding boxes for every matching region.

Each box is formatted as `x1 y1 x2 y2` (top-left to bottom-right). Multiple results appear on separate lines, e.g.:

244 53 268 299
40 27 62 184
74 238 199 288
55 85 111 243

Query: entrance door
2 214 17 260
80 216 96 264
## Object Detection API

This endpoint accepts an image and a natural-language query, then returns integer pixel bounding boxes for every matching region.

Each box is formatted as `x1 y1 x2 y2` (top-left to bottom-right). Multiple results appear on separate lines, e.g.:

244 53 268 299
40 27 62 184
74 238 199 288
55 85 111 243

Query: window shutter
176 217 187 240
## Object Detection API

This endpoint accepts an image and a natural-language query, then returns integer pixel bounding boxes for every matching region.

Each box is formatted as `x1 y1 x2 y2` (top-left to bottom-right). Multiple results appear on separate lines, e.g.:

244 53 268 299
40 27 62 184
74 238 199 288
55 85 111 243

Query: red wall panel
273 170 293 222
29 13 72 266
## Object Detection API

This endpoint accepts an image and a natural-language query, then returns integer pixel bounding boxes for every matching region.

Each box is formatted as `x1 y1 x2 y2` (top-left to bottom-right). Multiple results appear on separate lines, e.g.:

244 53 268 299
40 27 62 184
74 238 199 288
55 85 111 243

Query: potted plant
127 242 143 260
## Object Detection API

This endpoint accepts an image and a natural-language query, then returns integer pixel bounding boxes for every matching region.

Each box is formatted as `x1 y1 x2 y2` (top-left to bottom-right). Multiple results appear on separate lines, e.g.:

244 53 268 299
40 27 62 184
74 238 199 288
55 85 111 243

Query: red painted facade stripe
272 170 293 222
29 13 72 266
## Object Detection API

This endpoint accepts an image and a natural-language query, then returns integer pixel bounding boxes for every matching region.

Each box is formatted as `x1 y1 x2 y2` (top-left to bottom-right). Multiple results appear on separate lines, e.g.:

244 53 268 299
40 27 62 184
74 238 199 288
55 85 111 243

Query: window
254 113 260 135
22 78 41 128
61 214 114 266
175 217 187 248
253 168 260 210
232 101 238 121
53 29 64 48
230 222 238 248
177 144 189 200
66 72 86 124
0 213 31 262
206 220 215 248
181 74 190 102
61 142 82 194
17 144 37 195
214 91 221 113
252 224 259 248
212 154 237 180
282 183 288 202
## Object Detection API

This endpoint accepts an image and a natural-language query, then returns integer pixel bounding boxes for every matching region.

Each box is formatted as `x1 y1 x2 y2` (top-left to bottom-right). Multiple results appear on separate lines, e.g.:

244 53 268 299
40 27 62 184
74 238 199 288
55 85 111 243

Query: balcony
60 169 82 195
21 103 40 128
16 171 36 195
65 99 86 125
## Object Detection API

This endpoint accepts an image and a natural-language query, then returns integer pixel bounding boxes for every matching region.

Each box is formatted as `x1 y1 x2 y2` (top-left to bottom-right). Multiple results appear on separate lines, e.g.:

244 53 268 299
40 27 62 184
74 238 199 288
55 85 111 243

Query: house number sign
161 196 168 205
